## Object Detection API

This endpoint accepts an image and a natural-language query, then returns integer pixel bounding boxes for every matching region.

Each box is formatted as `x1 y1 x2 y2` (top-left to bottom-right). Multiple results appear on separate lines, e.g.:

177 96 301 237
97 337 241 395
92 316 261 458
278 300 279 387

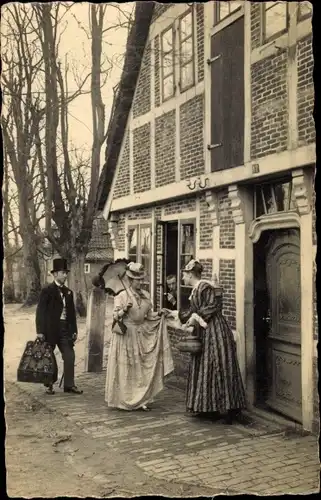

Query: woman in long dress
105 262 174 411
179 259 246 423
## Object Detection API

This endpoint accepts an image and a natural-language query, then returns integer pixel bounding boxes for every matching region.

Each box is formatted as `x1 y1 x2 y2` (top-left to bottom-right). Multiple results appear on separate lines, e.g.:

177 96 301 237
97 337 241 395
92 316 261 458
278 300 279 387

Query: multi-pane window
297 1 313 22
262 2 288 42
179 9 194 91
128 224 152 292
161 26 175 101
214 1 243 25
179 221 196 309
160 8 196 101
254 180 297 219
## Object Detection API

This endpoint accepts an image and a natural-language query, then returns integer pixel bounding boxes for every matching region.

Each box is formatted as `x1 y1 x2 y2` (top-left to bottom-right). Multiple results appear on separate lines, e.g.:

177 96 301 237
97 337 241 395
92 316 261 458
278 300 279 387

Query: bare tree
1 2 131 312
33 3 131 314
1 4 46 305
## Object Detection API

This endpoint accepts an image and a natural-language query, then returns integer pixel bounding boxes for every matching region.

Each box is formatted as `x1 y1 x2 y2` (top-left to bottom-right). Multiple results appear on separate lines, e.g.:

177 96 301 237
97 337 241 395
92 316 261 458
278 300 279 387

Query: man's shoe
64 386 83 394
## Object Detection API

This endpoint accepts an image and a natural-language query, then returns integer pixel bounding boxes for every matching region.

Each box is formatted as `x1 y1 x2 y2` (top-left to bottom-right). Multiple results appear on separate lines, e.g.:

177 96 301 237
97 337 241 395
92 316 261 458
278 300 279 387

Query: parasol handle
118 273 131 300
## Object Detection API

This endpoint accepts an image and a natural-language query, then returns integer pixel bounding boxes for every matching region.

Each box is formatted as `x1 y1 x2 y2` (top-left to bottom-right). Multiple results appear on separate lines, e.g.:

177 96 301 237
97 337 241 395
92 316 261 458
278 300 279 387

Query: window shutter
210 17 244 172
210 31 224 172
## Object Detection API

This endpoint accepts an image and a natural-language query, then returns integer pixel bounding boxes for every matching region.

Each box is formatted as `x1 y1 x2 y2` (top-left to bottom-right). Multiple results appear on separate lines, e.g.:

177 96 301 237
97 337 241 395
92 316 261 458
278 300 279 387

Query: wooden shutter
210 17 244 172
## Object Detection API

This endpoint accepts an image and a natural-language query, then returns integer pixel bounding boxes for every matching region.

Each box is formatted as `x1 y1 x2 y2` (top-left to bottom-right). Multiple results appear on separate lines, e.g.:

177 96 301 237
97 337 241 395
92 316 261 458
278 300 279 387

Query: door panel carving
265 229 302 422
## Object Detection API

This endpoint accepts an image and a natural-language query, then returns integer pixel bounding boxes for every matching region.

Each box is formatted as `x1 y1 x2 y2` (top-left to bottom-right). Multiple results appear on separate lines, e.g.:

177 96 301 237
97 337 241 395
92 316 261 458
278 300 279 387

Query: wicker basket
177 335 202 354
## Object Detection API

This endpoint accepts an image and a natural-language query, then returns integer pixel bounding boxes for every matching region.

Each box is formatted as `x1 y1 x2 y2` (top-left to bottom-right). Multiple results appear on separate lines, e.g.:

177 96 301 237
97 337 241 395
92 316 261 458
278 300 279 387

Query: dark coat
36 282 77 345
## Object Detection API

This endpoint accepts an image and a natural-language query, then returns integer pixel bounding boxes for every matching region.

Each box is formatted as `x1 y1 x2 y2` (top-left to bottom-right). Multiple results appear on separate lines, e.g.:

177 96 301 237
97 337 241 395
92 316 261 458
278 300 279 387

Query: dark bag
17 338 58 385
112 319 127 335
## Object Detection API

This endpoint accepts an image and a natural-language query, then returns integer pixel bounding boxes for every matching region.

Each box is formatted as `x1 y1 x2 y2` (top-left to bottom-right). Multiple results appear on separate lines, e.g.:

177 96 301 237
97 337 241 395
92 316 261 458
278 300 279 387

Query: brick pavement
16 371 320 495
5 305 320 494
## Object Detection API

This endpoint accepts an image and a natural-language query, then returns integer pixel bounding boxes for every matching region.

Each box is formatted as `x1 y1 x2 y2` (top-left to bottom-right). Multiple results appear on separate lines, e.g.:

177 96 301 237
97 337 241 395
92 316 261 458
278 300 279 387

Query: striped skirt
186 313 246 414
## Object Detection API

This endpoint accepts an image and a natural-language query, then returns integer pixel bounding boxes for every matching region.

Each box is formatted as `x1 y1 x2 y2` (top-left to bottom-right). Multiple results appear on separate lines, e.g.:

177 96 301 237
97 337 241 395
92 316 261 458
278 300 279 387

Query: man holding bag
36 258 83 395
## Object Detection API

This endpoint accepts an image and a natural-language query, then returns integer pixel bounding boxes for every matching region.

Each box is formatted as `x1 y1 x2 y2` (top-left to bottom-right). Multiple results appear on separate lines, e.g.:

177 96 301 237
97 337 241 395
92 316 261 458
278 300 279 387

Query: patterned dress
179 280 246 414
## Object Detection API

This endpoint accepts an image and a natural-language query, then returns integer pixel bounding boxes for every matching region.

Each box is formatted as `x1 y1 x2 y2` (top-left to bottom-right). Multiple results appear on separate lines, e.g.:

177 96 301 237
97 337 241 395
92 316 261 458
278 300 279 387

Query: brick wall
133 123 151 194
251 50 288 159
218 190 235 249
179 94 205 179
154 35 160 107
250 2 261 50
163 197 196 216
196 3 204 82
199 194 213 249
116 214 126 252
313 357 319 432
313 261 317 341
199 259 213 280
297 34 315 146
132 42 151 119
312 189 316 246
127 207 152 220
155 110 176 187
219 259 236 329
114 133 130 199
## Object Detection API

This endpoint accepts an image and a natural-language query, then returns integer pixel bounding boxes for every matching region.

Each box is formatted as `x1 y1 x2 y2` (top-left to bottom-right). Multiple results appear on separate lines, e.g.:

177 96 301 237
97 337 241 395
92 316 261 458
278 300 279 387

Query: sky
58 2 133 159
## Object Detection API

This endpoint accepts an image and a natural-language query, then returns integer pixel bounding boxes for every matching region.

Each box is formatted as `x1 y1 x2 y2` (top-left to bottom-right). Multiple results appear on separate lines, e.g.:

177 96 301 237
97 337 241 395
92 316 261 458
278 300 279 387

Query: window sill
251 32 289 65
251 17 312 65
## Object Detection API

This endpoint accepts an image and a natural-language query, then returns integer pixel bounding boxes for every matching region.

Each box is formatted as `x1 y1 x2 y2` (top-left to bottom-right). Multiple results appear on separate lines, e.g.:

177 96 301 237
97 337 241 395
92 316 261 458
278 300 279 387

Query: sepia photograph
2 1 319 497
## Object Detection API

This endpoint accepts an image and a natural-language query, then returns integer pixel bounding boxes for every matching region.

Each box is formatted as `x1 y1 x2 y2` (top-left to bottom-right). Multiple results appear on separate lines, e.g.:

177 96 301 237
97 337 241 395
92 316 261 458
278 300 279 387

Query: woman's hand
123 301 133 313
158 308 172 318
185 316 196 328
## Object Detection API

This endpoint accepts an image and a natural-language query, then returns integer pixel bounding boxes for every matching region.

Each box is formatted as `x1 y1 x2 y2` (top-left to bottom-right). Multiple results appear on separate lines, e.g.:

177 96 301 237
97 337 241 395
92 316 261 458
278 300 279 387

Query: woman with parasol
95 261 174 411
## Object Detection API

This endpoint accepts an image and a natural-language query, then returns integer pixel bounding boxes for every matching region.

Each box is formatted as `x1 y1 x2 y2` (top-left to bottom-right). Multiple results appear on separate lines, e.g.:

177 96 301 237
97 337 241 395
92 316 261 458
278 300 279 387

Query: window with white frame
161 26 175 101
214 1 243 25
84 263 91 274
179 8 195 91
127 224 152 292
160 7 196 101
262 2 288 43
297 1 312 22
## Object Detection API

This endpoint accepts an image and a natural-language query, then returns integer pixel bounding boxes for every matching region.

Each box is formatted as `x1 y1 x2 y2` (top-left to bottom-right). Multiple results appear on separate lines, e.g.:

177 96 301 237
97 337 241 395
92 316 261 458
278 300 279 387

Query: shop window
127 224 152 292
214 1 243 25
179 221 196 309
155 219 196 311
297 1 312 22
262 2 288 43
254 179 297 219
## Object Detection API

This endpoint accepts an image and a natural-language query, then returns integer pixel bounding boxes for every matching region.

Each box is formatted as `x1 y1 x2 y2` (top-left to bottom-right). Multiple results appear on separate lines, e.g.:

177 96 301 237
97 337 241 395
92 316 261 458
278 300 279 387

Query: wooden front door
210 16 244 172
265 229 302 423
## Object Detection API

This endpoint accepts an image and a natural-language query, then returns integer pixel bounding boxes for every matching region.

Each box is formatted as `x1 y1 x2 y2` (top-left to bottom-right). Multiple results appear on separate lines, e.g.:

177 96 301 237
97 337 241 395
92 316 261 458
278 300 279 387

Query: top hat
125 262 145 280
51 258 70 274
182 259 203 273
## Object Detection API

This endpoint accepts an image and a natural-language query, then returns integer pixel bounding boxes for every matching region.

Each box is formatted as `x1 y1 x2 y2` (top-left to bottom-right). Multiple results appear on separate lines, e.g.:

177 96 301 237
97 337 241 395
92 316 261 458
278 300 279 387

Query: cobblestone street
5 305 320 495
15 371 320 495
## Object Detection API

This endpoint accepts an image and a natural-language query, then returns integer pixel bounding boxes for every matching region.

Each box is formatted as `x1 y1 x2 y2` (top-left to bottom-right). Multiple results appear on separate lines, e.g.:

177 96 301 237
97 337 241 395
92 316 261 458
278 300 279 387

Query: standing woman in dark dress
179 259 246 424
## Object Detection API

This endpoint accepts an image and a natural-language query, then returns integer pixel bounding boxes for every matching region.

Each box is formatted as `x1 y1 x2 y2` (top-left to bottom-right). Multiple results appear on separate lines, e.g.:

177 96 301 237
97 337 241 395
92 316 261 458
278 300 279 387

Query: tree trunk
21 229 42 307
68 253 88 317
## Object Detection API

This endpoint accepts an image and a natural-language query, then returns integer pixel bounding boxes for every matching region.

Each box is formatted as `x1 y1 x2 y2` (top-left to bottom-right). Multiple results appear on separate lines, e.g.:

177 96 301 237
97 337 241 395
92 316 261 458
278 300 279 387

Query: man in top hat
36 258 83 395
